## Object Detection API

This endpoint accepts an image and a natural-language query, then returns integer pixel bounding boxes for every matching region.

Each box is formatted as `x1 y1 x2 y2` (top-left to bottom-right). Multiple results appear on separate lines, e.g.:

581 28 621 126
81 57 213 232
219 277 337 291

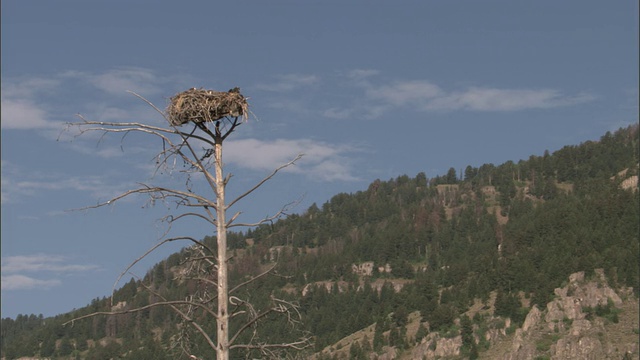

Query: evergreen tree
57 336 74 357
39 334 56 358
373 320 385 352
460 315 474 353
415 323 428 343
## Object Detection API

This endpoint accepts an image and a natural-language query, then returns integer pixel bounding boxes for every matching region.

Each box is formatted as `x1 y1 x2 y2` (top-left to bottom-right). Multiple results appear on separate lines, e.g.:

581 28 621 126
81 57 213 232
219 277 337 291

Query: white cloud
347 69 380 81
324 73 597 119
0 254 100 290
1 67 181 131
423 87 596 111
1 76 60 98
61 67 164 96
1 162 135 204
0 97 52 129
225 138 360 181
0 78 63 130
1 160 21 204
2 254 100 273
1 275 61 290
254 74 319 92
323 107 356 120
366 80 443 106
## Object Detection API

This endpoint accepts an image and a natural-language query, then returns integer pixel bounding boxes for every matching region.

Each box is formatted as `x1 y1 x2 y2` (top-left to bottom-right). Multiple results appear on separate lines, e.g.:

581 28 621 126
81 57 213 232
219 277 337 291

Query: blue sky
1 1 637 319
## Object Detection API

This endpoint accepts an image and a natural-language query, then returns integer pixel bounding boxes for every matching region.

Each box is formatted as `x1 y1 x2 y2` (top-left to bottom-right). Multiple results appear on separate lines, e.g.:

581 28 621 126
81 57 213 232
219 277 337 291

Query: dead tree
62 89 311 359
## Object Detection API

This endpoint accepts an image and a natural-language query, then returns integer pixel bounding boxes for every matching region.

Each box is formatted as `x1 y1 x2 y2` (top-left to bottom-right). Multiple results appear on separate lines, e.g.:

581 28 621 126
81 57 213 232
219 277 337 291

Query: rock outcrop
410 334 463 359
501 269 638 360
313 269 637 360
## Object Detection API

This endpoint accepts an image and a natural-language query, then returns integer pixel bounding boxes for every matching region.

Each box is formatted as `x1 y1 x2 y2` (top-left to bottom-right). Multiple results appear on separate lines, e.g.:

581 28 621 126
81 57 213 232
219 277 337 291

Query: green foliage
373 320 385 352
583 298 621 323
414 323 428 343
428 304 457 333
349 340 367 359
535 334 559 352
2 125 638 359
39 334 56 357
85 339 123 360
127 338 171 360
460 315 474 348
389 325 407 349
494 290 528 325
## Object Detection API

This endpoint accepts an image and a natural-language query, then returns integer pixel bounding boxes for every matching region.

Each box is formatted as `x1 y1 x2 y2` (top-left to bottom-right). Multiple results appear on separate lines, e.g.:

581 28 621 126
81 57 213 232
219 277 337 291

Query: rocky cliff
316 269 638 360
499 269 638 360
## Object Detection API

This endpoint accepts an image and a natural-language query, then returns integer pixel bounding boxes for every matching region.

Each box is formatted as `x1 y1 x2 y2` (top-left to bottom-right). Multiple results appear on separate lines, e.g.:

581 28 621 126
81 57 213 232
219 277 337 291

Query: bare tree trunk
215 137 229 360
62 91 311 359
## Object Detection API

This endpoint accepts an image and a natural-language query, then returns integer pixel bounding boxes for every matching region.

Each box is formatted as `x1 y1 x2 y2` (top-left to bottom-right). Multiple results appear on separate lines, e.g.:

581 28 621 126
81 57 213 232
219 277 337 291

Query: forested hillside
2 125 638 359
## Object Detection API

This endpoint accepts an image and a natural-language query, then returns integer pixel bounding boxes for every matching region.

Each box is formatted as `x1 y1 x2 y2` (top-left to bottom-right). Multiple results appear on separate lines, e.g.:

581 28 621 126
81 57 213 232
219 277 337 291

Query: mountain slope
1 124 638 360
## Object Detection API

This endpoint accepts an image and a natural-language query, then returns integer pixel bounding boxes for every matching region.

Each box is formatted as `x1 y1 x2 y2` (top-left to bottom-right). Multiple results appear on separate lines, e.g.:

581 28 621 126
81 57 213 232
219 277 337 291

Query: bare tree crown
62 90 310 359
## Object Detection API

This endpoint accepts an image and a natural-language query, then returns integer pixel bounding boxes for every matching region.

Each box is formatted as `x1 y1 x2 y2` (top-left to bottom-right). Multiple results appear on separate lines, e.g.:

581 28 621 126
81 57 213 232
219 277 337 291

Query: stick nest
166 87 248 126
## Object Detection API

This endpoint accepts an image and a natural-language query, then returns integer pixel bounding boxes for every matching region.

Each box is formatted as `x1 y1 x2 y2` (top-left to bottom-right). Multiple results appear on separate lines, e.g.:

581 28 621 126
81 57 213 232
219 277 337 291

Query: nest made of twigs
166 87 248 126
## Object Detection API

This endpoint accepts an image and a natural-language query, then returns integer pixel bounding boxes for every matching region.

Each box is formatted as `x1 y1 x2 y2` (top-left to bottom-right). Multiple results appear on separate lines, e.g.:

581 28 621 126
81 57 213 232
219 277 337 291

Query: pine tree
373 320 385 352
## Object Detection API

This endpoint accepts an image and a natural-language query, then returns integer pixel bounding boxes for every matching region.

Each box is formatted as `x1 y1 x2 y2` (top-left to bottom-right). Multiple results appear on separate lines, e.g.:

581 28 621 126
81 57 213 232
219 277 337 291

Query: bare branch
68 114 218 188
63 299 217 326
64 90 311 359
220 116 242 141
228 304 278 347
68 184 216 213
110 236 214 305
137 277 219 351
162 211 216 227
230 338 312 351
228 295 309 352
228 197 302 228
226 154 303 210
71 112 207 146
127 91 171 123
229 263 277 295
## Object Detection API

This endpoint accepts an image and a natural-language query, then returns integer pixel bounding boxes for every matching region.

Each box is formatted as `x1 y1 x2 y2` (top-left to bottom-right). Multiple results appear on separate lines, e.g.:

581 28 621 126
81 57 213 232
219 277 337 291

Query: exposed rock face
315 269 637 360
374 347 397 360
433 336 463 358
500 306 544 360
553 335 604 360
521 305 541 332
352 261 375 276
410 335 463 359
501 269 638 360
569 319 592 336
543 269 623 334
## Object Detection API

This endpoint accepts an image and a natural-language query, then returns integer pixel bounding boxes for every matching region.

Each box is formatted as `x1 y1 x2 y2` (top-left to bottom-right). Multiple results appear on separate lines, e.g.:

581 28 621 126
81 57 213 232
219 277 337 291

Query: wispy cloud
423 87 596 111
1 68 183 132
0 97 56 130
61 67 166 96
225 138 361 181
347 69 380 81
253 74 319 92
1 75 61 98
323 107 357 120
1 161 134 205
366 80 443 106
322 71 596 119
2 254 100 273
1 275 61 291
16 176 116 200
0 76 63 130
1 254 100 290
